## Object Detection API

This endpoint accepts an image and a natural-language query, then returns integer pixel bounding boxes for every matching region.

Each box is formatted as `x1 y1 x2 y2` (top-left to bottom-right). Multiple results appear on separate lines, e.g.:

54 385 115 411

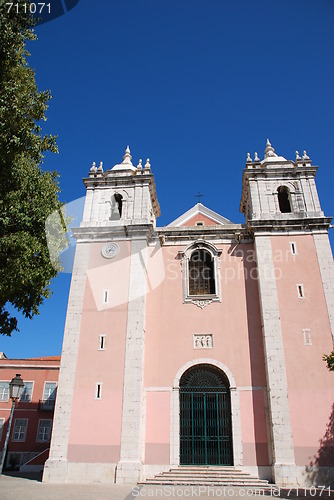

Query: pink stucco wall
144 242 269 466
272 234 334 466
145 392 170 464
67 241 130 463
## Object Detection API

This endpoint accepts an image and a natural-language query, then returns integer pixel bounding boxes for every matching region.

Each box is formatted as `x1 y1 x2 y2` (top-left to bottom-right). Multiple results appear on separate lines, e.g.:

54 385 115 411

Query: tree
0 1 68 336
323 351 334 372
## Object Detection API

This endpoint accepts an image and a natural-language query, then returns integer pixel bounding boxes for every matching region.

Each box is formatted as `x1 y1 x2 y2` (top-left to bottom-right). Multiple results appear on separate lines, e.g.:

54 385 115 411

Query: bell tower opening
277 186 292 213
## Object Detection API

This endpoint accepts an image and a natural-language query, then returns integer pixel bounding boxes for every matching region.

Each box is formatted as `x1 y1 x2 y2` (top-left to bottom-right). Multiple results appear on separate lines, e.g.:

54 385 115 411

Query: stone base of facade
43 459 117 483
273 464 334 488
115 460 143 484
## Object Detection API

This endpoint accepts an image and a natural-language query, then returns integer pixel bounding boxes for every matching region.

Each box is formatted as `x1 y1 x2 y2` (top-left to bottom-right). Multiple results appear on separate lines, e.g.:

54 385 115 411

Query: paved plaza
0 475 332 500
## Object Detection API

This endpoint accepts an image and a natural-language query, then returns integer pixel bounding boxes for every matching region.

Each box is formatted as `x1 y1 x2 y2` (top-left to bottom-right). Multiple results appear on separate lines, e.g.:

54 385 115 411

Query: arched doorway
179 364 233 466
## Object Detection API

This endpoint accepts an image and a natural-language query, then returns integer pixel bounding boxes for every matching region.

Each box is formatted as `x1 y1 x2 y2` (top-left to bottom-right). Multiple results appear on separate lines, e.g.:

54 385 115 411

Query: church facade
43 141 334 486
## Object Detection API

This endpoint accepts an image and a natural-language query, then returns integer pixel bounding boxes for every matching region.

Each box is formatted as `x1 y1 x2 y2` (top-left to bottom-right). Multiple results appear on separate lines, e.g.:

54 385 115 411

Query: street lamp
0 374 24 475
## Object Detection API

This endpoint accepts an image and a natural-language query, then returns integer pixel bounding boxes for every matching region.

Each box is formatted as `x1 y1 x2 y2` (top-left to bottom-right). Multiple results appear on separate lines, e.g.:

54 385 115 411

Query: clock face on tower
101 243 119 259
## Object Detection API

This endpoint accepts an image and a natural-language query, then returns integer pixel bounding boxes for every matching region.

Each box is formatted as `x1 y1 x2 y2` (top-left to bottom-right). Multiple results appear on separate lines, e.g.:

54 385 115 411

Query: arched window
189 249 215 295
110 193 123 220
277 186 292 213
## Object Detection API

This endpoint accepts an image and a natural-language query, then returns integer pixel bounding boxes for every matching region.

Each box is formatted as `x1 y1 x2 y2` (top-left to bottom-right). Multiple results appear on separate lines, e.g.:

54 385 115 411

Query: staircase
140 466 272 488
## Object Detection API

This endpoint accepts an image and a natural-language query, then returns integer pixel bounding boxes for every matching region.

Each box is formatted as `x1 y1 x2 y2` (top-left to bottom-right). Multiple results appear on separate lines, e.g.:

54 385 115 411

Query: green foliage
0 1 68 335
323 351 334 372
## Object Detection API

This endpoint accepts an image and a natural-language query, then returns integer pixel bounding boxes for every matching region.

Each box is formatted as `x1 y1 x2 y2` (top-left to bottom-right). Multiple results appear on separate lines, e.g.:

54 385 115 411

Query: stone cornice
247 216 332 234
72 224 155 242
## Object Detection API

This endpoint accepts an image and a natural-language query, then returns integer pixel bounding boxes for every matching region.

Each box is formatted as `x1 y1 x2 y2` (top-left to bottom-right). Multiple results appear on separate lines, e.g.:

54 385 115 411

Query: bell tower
240 140 334 486
44 146 161 484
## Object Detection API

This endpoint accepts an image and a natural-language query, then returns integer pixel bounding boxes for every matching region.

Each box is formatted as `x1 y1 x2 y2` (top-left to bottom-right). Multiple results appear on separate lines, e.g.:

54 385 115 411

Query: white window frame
42 382 57 403
0 417 5 441
181 241 221 305
0 381 9 402
20 381 34 402
303 329 312 346
98 334 106 351
297 283 305 298
12 418 28 442
36 419 52 442
95 383 102 400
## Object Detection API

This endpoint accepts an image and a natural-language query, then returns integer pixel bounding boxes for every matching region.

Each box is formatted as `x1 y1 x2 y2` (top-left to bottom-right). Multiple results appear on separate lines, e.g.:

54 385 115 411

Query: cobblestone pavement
0 475 332 500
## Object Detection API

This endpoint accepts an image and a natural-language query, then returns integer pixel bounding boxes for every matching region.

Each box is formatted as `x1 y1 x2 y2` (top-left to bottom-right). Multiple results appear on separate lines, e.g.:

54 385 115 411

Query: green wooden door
179 365 233 466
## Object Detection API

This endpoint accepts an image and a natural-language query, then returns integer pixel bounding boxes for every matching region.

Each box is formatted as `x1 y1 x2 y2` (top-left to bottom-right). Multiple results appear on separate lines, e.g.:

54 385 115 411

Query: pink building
0 354 60 472
44 141 334 486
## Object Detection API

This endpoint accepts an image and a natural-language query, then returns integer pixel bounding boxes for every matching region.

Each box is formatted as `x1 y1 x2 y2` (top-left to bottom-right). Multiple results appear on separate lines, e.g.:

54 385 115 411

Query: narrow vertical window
98 335 106 350
95 383 102 399
290 242 297 255
278 186 292 213
297 284 304 298
303 329 312 346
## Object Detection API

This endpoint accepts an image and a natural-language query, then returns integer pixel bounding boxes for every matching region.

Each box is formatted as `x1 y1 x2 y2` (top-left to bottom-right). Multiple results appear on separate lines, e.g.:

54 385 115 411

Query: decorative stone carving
101 243 119 259
192 299 212 309
193 334 213 349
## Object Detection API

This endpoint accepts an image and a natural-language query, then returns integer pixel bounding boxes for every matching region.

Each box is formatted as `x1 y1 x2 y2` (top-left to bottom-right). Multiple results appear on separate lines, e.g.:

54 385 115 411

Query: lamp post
0 374 24 475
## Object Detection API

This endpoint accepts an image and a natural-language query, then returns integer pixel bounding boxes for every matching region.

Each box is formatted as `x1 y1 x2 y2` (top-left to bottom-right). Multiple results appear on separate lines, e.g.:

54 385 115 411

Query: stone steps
140 467 272 488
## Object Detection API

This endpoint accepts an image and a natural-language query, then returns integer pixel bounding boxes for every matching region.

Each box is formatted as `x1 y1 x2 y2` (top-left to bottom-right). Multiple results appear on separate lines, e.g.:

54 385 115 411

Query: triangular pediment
168 203 232 227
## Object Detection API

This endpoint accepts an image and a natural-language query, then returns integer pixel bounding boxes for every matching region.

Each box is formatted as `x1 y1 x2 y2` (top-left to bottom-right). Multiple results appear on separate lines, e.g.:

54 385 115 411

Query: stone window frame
181 240 221 305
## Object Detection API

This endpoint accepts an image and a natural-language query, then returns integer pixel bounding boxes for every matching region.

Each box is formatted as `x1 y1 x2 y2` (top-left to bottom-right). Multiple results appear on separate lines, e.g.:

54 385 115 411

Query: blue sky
2 0 334 358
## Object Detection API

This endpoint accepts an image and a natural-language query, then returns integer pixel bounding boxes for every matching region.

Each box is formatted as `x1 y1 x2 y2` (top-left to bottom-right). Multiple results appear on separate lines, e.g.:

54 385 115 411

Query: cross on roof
195 192 204 203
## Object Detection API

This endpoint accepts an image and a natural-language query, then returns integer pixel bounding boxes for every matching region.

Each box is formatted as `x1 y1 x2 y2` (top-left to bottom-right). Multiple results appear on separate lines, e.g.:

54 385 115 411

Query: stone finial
97 161 103 173
296 151 301 160
246 152 252 164
122 145 132 164
302 150 310 160
144 158 151 171
90 161 97 173
254 152 260 162
264 138 277 158
137 159 143 171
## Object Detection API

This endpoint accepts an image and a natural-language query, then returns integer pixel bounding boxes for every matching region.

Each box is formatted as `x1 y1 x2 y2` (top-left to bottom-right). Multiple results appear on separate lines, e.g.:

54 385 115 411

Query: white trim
303 329 312 346
170 358 243 467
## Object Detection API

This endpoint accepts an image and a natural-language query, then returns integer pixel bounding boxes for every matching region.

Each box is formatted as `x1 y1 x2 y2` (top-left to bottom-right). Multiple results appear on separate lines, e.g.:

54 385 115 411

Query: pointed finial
264 138 277 158
246 152 252 163
302 150 309 160
144 158 151 171
137 159 143 170
254 152 260 162
90 161 97 173
97 161 103 173
295 150 301 160
122 145 132 164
